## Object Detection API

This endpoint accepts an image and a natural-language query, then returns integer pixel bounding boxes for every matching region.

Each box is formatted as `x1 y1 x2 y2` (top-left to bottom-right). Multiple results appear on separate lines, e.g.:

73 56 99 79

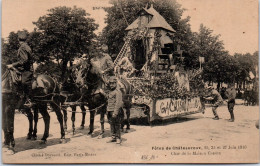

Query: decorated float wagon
114 5 205 123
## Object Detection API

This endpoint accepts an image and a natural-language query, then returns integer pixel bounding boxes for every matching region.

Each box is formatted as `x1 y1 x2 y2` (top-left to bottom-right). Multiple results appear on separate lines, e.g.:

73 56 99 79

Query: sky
178 0 258 55
1 0 259 55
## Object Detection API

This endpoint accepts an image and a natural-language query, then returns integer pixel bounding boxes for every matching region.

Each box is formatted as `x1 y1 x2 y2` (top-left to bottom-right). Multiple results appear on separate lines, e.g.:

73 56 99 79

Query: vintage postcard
1 0 259 164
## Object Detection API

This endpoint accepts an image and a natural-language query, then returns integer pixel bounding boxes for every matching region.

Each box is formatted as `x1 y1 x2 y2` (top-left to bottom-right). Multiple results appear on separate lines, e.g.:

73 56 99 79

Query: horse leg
2 102 9 147
126 107 131 131
98 108 105 139
6 105 15 154
62 108 68 131
71 106 76 135
120 108 126 132
88 110 95 136
51 103 66 143
25 108 33 140
32 107 38 140
38 104 50 144
80 105 86 129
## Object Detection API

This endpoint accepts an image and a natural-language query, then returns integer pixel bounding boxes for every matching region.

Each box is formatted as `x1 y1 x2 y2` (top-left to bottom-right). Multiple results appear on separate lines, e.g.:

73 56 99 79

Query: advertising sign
155 97 202 118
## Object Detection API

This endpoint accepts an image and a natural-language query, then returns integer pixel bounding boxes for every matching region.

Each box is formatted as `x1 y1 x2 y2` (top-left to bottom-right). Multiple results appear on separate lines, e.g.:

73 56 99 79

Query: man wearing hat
7 31 33 105
207 86 223 120
91 44 114 83
100 44 114 83
106 76 124 144
225 83 236 122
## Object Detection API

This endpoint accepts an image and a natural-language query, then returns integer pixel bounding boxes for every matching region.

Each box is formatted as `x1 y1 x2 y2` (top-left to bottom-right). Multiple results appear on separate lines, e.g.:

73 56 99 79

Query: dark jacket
225 87 236 103
12 42 33 72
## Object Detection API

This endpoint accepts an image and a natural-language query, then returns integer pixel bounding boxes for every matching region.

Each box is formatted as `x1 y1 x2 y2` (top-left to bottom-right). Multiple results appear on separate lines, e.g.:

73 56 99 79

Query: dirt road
2 101 259 164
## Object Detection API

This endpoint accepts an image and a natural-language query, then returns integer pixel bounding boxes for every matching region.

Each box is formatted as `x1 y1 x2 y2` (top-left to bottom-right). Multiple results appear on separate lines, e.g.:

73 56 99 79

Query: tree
234 52 258 89
33 6 98 80
185 24 227 69
27 29 47 63
203 54 239 90
103 0 192 57
35 61 62 80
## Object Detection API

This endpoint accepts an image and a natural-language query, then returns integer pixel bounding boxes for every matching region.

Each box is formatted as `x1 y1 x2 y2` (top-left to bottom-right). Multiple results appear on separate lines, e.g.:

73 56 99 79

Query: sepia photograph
1 0 259 164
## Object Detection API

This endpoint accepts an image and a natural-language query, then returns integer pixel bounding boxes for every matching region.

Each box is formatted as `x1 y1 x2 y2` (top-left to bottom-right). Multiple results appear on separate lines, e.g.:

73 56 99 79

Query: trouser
200 96 205 111
21 71 33 99
212 106 219 118
212 101 223 118
228 100 235 120
107 108 124 139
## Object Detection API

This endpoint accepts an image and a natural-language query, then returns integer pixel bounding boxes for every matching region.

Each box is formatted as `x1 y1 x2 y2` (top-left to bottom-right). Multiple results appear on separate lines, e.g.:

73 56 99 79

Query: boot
106 136 116 143
212 116 219 120
228 115 234 122
116 138 121 144
229 110 235 122
98 123 105 139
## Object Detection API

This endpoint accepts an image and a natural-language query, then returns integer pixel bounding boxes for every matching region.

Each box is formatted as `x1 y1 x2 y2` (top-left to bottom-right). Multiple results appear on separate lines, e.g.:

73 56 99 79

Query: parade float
114 5 205 123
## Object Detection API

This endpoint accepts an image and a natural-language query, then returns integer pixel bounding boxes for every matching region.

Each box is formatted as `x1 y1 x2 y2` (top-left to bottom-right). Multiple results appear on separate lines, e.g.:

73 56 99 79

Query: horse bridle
72 58 102 88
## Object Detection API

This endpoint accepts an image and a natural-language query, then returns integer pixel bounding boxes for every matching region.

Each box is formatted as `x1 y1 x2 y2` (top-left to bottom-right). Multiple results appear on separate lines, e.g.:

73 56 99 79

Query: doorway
134 40 146 70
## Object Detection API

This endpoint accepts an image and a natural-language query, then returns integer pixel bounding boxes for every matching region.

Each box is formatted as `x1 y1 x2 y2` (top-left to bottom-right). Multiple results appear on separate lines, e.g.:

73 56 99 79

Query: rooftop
125 5 176 33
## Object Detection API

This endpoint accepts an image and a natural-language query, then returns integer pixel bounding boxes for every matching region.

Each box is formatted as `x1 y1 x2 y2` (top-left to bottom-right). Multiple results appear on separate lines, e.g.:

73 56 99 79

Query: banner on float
155 97 202 118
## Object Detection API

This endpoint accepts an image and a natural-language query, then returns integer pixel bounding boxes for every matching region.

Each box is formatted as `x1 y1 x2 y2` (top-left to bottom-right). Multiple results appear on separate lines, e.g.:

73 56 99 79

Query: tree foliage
203 54 239 89
185 24 227 69
35 61 62 81
234 51 258 83
103 0 192 56
33 6 98 79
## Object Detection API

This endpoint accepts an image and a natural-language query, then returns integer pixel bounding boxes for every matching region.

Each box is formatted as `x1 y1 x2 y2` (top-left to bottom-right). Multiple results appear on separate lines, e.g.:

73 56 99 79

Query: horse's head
72 58 91 89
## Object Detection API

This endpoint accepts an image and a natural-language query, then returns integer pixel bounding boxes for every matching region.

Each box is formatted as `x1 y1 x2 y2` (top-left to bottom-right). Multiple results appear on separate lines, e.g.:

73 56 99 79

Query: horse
117 76 133 132
73 57 133 138
31 74 66 143
59 71 87 135
2 67 66 150
2 69 20 154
